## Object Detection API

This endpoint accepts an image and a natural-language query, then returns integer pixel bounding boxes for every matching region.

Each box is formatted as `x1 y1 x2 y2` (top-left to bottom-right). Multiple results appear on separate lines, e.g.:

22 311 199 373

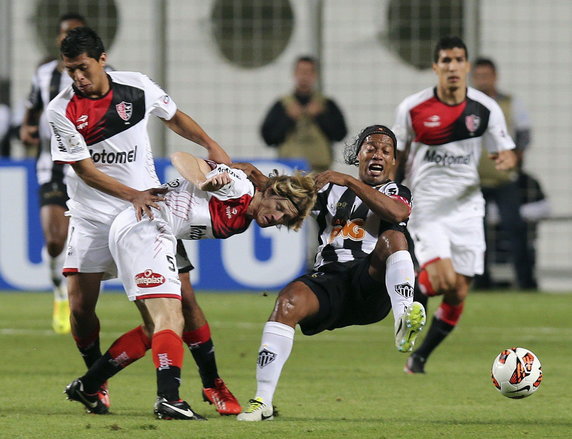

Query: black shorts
39 181 69 208
176 240 195 274
297 257 392 336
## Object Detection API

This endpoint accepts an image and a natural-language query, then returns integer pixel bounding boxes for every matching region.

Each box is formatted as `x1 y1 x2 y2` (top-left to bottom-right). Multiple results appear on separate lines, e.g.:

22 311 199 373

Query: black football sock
413 316 454 360
157 366 182 402
190 339 219 388
81 353 122 394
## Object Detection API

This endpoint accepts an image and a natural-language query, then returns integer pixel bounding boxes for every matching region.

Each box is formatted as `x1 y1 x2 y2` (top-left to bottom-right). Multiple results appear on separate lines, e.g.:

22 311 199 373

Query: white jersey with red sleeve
47 71 177 224
162 163 255 240
392 86 515 218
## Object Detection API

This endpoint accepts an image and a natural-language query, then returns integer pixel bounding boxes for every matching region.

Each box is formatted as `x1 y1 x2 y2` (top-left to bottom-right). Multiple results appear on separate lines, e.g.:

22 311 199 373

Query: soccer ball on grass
491 347 542 399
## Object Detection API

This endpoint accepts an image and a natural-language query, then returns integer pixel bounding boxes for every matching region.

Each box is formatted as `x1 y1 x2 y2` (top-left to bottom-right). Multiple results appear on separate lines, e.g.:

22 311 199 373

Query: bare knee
270 283 319 327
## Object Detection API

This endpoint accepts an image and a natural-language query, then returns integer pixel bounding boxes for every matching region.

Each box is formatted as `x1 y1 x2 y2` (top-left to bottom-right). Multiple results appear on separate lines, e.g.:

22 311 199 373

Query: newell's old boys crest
116 101 133 121
257 348 276 368
465 114 481 134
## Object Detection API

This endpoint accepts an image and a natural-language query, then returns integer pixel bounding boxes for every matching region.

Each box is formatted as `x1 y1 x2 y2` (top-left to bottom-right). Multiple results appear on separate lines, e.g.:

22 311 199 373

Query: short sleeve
483 100 515 153
392 100 412 152
141 74 177 120
47 101 91 163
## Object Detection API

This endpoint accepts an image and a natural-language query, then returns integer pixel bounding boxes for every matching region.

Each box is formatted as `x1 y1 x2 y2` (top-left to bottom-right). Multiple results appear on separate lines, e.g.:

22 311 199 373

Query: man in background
261 56 347 173
20 13 88 334
471 57 537 290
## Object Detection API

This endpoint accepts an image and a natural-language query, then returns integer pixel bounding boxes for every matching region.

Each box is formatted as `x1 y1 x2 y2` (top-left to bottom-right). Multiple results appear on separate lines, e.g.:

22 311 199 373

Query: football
491 347 543 399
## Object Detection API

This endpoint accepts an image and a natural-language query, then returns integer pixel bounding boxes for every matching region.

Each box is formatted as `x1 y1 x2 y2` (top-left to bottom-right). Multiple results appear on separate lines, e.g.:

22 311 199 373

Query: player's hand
200 172 231 192
490 150 517 171
20 124 40 146
131 187 168 221
314 170 350 190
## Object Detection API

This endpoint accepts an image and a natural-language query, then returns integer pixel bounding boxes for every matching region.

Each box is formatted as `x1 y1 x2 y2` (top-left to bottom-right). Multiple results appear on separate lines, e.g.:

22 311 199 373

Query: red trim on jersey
66 89 114 144
410 96 466 145
208 194 253 238
389 195 412 214
135 293 182 301
55 160 77 165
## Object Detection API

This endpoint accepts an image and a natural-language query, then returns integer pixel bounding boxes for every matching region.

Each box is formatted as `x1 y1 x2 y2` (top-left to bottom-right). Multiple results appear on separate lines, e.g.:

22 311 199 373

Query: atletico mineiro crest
116 101 133 121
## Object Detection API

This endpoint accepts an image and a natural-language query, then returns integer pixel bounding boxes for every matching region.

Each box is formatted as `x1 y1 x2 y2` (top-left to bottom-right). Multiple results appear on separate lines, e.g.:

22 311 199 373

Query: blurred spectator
472 57 537 289
260 56 347 172
0 79 11 157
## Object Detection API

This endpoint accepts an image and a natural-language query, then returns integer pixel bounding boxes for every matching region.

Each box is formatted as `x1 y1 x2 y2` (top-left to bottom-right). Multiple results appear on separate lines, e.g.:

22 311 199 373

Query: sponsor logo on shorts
257 348 276 368
135 269 166 288
423 149 472 166
116 101 133 121
395 282 413 298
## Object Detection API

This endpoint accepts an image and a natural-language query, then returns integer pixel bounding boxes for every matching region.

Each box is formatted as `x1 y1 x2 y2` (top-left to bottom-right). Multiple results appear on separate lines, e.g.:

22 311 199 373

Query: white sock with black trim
385 250 415 322
254 321 295 407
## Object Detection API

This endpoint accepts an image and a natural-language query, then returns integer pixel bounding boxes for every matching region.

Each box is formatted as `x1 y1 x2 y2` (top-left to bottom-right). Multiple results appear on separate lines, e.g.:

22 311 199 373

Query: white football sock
43 247 67 300
385 250 415 322
254 321 295 406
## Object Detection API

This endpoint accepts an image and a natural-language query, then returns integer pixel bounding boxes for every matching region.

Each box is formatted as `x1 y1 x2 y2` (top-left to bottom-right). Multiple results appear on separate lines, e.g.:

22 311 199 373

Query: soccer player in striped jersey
20 13 88 334
236 125 426 421
392 36 517 374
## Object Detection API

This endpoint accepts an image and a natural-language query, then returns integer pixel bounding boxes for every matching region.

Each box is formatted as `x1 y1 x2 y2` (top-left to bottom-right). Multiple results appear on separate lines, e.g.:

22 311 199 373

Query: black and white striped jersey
313 181 412 269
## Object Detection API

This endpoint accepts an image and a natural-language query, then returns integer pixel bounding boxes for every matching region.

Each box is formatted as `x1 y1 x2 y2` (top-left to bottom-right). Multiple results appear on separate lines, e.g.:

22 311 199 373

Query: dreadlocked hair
261 170 317 231
343 124 397 166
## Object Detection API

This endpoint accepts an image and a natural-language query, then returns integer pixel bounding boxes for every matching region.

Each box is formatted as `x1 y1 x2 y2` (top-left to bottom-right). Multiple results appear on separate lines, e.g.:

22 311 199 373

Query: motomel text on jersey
423 149 472 166
89 145 137 164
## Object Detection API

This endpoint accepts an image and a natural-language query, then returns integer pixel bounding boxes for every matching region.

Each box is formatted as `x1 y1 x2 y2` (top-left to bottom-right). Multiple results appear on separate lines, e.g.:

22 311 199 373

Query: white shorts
408 212 485 277
64 216 117 280
109 208 181 302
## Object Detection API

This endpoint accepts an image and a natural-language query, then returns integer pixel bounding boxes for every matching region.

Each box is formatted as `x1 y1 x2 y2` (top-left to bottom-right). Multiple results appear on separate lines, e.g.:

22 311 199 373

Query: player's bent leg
238 282 319 421
405 271 470 374
179 274 241 415
67 272 104 368
41 204 71 334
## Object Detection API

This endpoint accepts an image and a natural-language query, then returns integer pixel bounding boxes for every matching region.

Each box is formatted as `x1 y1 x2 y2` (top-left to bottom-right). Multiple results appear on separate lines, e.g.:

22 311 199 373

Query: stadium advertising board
0 159 308 291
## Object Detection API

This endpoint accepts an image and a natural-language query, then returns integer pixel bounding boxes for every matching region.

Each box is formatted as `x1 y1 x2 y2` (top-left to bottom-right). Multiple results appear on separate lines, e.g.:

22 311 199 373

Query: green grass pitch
1 290 571 438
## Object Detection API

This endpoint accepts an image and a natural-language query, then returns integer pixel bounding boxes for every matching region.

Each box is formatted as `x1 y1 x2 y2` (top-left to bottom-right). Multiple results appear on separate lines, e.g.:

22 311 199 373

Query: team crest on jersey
134 269 165 288
395 282 413 298
257 348 276 368
116 101 133 121
465 114 481 134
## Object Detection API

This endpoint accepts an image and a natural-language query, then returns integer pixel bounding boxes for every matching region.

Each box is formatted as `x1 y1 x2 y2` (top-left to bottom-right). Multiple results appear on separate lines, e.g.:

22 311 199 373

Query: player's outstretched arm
171 151 213 186
315 170 410 224
162 110 231 165
72 158 166 220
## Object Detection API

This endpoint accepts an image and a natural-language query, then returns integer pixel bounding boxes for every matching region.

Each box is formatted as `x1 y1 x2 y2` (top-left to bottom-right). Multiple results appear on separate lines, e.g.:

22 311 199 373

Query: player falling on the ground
392 36 516 374
64 152 316 419
20 13 89 334
235 125 426 421
47 26 239 414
